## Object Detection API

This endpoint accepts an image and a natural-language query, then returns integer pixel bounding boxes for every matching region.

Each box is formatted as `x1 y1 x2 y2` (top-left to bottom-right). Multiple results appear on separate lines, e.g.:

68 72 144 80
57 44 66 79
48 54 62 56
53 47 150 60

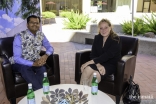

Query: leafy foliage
121 18 150 36
121 20 132 35
63 11 90 29
15 0 40 19
50 10 57 15
0 0 14 14
143 12 156 34
42 11 56 18
60 11 72 18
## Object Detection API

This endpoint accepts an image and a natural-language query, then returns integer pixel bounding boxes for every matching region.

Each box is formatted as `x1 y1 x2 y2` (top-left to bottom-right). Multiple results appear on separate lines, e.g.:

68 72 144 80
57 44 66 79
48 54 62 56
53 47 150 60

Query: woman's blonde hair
98 19 120 43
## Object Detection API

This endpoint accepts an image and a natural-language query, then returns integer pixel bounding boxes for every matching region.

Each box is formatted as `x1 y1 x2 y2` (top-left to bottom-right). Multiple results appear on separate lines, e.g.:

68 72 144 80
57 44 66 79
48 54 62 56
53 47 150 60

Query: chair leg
115 95 121 104
10 98 16 104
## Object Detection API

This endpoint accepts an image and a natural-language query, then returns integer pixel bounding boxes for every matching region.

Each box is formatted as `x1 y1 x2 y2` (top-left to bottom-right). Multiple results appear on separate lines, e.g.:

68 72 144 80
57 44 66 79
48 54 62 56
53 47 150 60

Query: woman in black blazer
80 19 121 85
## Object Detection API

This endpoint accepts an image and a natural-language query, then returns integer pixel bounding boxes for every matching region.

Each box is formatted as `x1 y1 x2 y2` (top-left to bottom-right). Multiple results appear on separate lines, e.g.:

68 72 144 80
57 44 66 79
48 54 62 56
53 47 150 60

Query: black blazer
90 34 121 73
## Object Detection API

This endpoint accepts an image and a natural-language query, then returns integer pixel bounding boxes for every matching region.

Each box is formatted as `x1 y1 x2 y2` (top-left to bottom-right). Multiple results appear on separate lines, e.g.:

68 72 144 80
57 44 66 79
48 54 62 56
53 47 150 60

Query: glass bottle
43 72 49 94
91 73 98 95
27 83 36 104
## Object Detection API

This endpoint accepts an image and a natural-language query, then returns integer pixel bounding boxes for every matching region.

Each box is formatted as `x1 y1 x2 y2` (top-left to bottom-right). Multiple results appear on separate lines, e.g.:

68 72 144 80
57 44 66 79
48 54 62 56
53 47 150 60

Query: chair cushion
14 72 26 84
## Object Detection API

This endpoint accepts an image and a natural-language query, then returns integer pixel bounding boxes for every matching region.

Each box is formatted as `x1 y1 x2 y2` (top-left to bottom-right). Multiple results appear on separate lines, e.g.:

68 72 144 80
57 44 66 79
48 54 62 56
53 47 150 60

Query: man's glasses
29 21 40 25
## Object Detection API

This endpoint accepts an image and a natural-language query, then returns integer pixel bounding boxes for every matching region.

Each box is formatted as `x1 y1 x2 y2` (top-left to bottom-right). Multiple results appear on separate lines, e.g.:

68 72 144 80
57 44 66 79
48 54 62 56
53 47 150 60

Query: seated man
11 15 54 91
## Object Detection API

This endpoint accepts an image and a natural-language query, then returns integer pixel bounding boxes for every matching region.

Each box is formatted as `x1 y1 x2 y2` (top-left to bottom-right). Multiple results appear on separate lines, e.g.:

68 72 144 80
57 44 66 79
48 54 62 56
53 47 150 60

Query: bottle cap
93 73 97 76
28 83 32 87
44 72 47 76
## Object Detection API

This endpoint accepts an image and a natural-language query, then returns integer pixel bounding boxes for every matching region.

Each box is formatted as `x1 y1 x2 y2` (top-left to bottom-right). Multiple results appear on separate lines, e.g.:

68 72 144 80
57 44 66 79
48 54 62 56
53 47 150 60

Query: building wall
137 0 143 12
150 0 156 12
137 0 156 12
40 0 156 14
42 0 82 12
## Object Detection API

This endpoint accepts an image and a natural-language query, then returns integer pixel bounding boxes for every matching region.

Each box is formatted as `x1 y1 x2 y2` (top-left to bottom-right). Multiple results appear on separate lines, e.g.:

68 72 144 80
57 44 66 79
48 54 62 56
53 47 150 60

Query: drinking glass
82 78 89 92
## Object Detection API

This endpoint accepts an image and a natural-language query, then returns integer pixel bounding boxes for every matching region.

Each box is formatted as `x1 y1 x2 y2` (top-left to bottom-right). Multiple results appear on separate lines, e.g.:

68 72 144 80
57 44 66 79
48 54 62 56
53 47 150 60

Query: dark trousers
12 63 46 91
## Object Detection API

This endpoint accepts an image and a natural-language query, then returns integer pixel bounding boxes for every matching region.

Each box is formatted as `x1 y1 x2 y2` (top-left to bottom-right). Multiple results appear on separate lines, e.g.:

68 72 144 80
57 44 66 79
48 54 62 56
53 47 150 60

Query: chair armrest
0 55 15 99
114 55 136 95
46 53 60 84
75 49 91 84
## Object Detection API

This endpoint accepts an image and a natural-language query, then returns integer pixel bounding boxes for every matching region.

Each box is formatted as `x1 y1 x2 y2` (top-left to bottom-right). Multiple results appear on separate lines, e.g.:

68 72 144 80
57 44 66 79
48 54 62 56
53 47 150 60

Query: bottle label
27 98 35 104
91 86 98 93
43 85 49 92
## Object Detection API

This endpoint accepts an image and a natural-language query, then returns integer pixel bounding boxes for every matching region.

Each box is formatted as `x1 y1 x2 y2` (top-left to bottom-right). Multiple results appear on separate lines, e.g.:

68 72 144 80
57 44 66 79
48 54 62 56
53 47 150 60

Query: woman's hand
81 60 94 72
96 63 105 75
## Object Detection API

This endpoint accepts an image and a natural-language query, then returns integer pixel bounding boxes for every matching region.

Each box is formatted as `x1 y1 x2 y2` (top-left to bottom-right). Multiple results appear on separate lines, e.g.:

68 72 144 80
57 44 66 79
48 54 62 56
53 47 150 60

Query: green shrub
50 10 57 15
121 18 150 36
121 20 132 35
42 11 56 19
143 12 156 34
60 11 72 18
63 11 91 29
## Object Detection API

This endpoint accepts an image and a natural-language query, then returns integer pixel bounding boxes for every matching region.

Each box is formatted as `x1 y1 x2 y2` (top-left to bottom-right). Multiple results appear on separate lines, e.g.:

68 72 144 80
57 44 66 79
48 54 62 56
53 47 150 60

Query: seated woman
80 19 121 85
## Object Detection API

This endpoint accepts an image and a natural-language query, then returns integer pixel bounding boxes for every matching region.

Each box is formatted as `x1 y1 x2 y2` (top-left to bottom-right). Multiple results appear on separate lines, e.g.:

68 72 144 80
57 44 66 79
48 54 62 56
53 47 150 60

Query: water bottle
43 72 49 94
91 73 98 95
27 83 36 104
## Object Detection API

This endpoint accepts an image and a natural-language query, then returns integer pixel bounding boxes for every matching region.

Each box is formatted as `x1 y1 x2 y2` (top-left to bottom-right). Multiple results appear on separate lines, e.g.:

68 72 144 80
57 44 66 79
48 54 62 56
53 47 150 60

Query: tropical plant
121 20 132 35
0 0 14 14
143 12 156 34
42 12 56 19
60 11 72 18
121 18 150 36
15 0 40 19
63 11 90 29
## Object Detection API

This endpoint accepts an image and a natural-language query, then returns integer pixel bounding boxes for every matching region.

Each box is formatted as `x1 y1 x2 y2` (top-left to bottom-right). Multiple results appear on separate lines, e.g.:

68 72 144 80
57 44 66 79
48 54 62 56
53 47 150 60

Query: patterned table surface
18 84 115 104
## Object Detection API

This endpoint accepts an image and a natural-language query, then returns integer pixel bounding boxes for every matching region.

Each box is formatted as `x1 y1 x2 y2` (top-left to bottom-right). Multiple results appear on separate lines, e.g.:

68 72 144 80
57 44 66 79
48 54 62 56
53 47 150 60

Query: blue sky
0 0 24 36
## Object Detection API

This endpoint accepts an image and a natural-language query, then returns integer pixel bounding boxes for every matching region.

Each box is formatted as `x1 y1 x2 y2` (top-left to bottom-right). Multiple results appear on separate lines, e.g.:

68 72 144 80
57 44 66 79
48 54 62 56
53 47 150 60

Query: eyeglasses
29 21 40 25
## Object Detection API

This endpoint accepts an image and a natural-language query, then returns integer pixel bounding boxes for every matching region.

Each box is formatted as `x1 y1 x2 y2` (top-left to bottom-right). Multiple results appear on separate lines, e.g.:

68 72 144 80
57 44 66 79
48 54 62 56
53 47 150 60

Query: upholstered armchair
75 36 139 104
0 37 60 104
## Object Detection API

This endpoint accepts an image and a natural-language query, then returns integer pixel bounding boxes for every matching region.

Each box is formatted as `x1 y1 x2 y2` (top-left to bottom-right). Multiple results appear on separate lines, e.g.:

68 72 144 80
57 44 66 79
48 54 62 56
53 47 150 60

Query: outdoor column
82 0 91 14
130 0 138 13
40 0 42 13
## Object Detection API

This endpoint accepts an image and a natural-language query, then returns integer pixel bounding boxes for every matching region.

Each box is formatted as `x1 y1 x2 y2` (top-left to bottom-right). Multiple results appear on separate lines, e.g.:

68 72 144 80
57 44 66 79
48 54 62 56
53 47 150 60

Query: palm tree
15 0 40 19
0 0 14 14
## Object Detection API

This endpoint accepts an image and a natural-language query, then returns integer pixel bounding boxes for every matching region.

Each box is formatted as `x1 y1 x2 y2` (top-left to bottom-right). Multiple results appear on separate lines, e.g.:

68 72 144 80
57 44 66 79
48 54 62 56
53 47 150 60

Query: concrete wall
69 32 156 56
139 39 156 56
